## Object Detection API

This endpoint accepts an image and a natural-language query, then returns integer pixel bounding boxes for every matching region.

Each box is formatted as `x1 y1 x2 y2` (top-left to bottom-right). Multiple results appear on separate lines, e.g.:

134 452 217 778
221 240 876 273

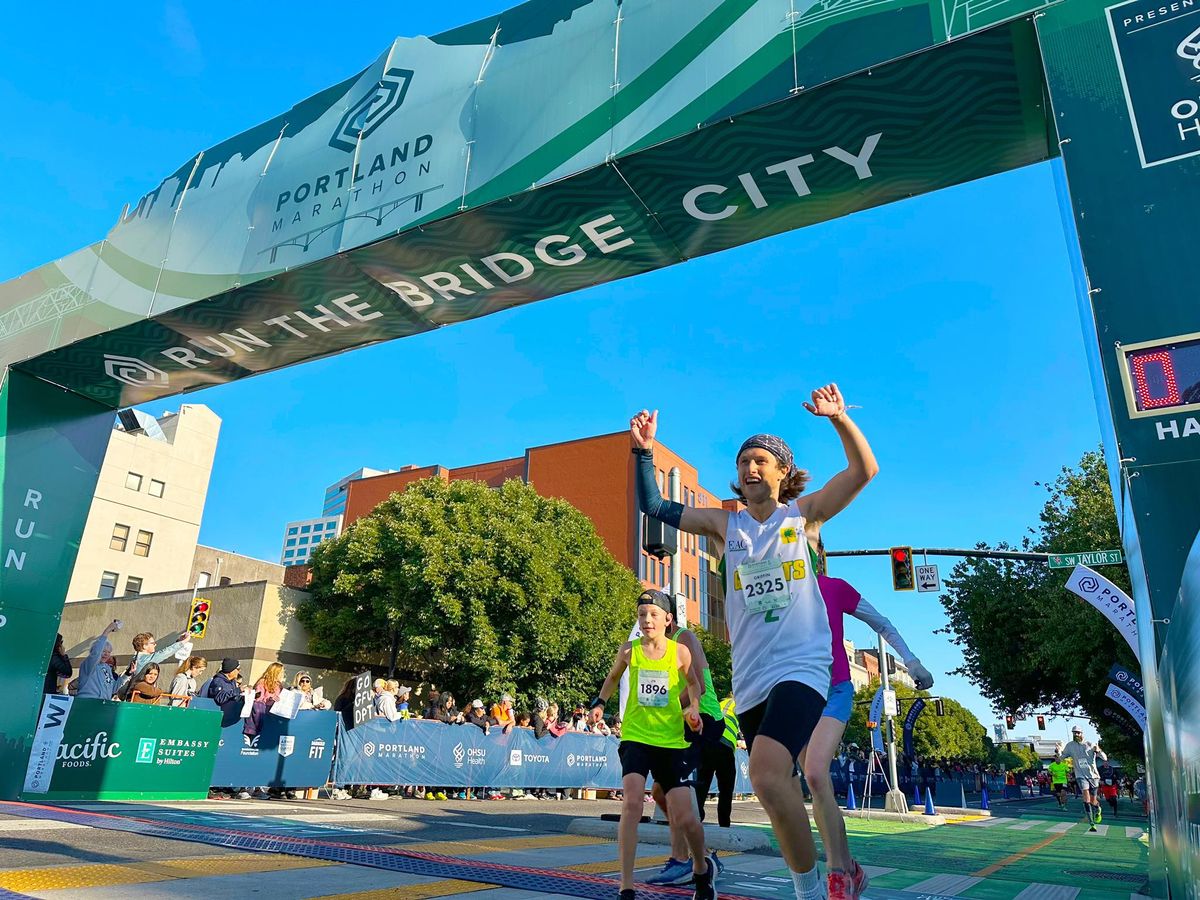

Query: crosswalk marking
904 874 983 894
1013 883 1081 900
1089 824 1110 836
1125 827 1145 838
1009 820 1049 830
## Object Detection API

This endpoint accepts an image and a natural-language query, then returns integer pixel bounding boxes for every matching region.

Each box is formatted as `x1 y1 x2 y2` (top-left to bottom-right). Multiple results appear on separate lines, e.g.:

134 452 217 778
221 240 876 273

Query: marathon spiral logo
330 67 414 152
1115 670 1129 683
566 753 576 767
1078 575 1100 593
363 741 376 757
103 354 170 387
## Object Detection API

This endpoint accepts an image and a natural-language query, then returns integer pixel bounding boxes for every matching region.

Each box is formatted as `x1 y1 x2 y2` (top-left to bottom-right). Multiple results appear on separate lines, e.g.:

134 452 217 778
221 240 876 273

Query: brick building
339 432 731 636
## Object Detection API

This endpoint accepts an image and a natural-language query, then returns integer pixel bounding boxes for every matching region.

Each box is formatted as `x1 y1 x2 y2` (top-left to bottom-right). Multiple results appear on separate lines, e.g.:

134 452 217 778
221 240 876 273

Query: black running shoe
693 858 717 900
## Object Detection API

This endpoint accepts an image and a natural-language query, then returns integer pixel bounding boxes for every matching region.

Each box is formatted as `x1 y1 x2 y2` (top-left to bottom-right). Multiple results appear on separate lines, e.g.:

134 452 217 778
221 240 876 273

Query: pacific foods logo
103 354 169 388
56 731 121 768
330 67 414 152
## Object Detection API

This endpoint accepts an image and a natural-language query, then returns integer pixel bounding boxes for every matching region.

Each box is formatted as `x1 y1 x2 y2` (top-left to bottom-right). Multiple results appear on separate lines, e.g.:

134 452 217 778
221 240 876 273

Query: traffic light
1005 713 1016 730
188 597 211 639
890 547 915 591
934 698 945 717
1028 743 1037 754
1036 715 1046 731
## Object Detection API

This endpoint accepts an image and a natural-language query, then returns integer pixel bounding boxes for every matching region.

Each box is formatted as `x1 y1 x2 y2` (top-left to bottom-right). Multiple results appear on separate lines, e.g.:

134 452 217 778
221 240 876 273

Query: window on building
326 521 337 530
300 524 311 533
284 549 295 559
219 576 231 586
637 552 646 580
110 523 130 552
299 536 309 545
148 479 165 498
134 530 153 557
124 576 142 597
98 571 119 599
125 472 142 491
288 527 298 536
286 538 297 547
197 571 211 588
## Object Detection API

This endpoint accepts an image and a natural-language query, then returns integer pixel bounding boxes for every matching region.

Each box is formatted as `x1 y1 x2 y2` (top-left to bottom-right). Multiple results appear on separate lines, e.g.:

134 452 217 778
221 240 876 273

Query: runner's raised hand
802 383 846 418
630 409 658 450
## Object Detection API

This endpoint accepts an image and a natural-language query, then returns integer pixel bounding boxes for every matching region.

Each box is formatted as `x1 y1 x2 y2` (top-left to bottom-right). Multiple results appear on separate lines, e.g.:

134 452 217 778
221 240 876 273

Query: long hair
729 466 810 504
258 662 285 693
175 655 207 676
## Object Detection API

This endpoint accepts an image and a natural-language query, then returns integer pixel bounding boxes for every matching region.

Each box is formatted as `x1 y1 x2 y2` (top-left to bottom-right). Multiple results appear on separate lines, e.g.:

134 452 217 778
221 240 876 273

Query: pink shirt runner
818 575 862 687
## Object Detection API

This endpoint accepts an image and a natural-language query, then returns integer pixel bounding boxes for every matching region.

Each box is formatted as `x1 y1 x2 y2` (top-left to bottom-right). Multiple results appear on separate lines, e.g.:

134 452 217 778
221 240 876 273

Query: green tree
990 742 1040 773
295 477 641 709
693 625 732 699
843 681 988 761
938 449 1143 760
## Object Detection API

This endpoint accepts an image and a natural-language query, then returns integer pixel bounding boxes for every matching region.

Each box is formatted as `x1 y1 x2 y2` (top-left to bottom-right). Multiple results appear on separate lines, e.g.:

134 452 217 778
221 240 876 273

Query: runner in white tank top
628 383 879 900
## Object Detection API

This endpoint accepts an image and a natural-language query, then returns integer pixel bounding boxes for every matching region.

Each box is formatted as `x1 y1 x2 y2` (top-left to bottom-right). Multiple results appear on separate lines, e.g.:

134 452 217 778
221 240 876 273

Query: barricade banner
335 719 755 792
19 698 220 801
209 706 336 789
867 688 886 755
902 698 926 759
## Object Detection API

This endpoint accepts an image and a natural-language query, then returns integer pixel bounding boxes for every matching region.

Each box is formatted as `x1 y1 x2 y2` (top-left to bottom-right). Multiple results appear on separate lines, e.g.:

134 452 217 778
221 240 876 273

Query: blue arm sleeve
634 448 684 527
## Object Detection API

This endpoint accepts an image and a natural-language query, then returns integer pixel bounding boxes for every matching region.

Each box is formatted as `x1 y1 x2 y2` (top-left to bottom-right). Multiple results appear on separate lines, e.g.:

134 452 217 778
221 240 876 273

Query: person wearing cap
592 589 714 900
396 685 412 718
491 693 516 734
1056 728 1107 831
467 699 495 733
205 658 245 726
629 382 878 900
642 588 727 887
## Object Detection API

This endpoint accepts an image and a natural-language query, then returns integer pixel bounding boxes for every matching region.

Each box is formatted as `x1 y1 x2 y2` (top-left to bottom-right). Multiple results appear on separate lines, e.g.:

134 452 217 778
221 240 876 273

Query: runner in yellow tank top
593 591 715 900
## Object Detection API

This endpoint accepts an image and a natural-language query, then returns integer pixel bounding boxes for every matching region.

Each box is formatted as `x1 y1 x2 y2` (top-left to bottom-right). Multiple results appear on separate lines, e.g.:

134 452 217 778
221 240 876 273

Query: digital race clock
1117 332 1200 418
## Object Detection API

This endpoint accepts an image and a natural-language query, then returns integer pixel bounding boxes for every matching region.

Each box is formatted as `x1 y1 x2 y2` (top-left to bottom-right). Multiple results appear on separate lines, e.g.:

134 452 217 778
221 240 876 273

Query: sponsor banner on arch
19 699 220 801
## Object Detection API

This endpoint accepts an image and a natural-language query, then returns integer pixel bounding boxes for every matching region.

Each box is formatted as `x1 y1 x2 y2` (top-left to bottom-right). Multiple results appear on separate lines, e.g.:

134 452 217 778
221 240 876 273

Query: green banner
12 20 1051 409
1036 0 1200 891
21 698 220 801
0 369 112 800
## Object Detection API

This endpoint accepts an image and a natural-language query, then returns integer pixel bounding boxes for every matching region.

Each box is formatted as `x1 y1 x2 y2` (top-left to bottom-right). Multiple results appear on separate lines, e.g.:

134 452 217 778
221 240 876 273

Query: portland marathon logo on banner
1107 0 1200 166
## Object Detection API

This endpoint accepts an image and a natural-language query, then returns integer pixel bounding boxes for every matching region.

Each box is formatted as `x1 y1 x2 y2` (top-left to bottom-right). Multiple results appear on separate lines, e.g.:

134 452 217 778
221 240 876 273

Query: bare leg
750 734 817 873
619 773 648 890
651 782 690 860
799 715 851 871
664 785 708 876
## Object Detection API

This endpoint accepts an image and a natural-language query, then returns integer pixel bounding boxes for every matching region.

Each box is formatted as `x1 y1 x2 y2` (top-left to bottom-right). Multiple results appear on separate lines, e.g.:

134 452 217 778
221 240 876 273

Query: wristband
590 696 606 709
631 447 652 458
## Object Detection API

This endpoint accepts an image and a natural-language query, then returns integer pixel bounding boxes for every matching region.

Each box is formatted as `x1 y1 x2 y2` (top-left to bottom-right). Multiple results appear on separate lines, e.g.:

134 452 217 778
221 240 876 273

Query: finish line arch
1 0 1197 892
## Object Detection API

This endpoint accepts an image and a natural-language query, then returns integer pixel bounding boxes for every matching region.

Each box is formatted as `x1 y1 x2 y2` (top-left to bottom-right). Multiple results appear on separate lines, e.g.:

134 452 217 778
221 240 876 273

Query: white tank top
723 501 833 710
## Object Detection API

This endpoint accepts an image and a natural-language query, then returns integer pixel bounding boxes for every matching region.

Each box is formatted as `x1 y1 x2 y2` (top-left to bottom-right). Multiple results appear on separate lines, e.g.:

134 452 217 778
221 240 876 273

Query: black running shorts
738 681 825 760
619 740 696 793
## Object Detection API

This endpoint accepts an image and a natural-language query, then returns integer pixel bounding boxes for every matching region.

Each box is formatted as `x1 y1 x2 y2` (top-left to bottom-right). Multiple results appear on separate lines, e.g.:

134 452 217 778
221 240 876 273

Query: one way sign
916 565 940 592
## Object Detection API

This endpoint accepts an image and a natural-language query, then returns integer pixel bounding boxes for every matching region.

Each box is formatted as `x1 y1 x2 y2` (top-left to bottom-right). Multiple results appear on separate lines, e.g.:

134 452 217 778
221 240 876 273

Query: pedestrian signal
1005 713 1016 730
188 598 211 639
1036 715 1046 731
890 547 915 591
934 698 945 717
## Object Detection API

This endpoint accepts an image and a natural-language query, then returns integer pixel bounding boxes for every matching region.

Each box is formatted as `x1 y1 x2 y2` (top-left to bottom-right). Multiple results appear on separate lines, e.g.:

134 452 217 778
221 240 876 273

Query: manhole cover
1064 870 1147 883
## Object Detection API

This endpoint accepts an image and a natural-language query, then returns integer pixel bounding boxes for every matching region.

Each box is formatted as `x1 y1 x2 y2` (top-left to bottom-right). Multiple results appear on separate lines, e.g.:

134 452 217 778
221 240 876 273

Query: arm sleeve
634 449 684 527
850 598 918 664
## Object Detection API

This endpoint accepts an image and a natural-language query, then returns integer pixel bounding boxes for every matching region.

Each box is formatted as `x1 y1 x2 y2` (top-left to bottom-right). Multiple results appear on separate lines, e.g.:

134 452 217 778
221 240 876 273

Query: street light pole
879 634 908 813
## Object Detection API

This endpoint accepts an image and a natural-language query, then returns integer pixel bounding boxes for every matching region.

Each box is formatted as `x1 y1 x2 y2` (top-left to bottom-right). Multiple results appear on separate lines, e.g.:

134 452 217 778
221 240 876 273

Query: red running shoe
851 860 870 898
828 869 854 900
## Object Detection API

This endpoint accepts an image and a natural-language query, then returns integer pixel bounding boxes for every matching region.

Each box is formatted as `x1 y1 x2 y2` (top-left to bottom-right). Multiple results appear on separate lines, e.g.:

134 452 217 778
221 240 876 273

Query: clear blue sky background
1 3 1105 740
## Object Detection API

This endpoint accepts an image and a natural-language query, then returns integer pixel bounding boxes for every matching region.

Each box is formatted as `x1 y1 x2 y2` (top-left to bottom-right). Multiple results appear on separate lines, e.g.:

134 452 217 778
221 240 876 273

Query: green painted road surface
754 796 1149 900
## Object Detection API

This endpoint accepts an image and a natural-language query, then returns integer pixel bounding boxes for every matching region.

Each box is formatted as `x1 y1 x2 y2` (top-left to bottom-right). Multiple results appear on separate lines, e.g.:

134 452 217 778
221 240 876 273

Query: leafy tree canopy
843 681 989 762
937 449 1143 761
296 477 641 710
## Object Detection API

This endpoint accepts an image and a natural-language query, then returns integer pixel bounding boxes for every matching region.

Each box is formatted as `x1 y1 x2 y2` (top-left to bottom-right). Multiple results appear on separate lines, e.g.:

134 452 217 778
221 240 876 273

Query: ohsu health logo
330 67 414 152
453 742 466 768
103 354 169 388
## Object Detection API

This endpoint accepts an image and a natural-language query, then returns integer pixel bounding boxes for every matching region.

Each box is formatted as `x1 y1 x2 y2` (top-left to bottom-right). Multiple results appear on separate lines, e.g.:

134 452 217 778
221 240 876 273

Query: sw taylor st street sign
1047 550 1124 569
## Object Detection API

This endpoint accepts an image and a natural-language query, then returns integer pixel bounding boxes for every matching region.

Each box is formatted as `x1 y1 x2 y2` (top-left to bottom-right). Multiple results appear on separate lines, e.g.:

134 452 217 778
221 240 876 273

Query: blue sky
1 3 1104 740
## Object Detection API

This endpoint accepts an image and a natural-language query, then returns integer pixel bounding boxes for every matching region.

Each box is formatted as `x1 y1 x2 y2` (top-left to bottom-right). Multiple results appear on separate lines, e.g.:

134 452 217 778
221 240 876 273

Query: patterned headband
737 434 794 470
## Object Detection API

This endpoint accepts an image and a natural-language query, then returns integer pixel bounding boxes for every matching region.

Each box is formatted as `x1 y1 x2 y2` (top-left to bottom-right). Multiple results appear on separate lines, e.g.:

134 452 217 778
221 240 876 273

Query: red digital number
1129 349 1180 410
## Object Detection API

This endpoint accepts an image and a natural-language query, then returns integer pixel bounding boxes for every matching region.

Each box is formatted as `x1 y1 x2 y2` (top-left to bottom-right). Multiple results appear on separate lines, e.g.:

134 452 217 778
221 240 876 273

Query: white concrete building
65 405 221 601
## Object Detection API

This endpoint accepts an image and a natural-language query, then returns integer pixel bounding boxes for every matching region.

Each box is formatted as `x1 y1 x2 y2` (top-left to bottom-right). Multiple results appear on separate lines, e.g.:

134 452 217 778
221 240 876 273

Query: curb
845 808 946 825
566 818 772 851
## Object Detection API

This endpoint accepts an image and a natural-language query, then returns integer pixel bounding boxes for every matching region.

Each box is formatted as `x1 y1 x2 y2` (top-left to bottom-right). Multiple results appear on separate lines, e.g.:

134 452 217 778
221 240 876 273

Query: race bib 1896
637 668 670 707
